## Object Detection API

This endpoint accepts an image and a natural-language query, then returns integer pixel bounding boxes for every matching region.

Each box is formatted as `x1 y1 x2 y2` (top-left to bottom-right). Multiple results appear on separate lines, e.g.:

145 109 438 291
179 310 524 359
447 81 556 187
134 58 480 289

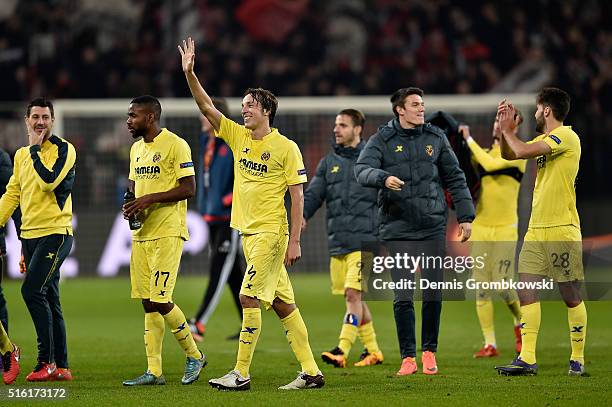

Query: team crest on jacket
152 152 162 163
331 165 340 173
261 151 271 161
425 145 433 156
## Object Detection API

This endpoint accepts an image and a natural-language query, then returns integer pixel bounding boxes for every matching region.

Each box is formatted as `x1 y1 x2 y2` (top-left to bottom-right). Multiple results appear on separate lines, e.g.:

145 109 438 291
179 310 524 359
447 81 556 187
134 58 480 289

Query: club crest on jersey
536 155 547 169
261 151 271 161
152 152 161 163
331 165 340 173
395 145 403 152
426 145 433 156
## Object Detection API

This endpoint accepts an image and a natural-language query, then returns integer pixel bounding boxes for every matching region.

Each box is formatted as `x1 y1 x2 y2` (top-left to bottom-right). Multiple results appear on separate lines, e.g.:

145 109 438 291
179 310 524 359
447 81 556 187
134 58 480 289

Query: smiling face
241 93 269 130
397 94 425 128
26 106 54 140
126 103 153 139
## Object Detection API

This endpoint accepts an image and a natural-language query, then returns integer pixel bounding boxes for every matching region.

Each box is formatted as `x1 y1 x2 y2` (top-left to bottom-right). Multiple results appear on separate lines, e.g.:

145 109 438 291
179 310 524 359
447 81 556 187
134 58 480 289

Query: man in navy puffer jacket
304 109 384 368
355 88 475 376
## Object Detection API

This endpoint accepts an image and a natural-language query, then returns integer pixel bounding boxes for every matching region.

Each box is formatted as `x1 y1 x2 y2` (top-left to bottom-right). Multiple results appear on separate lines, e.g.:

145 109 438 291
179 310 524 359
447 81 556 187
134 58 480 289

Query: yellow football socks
338 324 358 356
518 302 541 364
358 321 381 354
235 307 261 377
144 312 164 377
163 305 201 360
476 299 496 346
568 301 587 364
281 309 319 376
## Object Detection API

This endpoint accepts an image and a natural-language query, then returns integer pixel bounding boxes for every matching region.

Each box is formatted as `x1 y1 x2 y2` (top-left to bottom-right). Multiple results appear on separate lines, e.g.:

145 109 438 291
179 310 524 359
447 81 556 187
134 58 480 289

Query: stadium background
0 0 610 279
0 1 610 404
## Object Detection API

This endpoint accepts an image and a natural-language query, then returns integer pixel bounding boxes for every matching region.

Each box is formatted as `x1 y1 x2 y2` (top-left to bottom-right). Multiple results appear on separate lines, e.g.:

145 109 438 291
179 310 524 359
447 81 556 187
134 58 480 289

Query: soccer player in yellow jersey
179 37 324 391
122 95 206 386
494 88 587 376
460 112 526 358
0 98 75 382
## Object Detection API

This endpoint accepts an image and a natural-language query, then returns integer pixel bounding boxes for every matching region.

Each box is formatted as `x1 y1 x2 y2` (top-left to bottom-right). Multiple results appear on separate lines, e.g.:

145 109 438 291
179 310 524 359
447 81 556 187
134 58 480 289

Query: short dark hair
26 97 54 118
338 109 365 129
130 95 162 121
244 88 278 126
536 87 570 122
390 87 424 118
211 97 230 117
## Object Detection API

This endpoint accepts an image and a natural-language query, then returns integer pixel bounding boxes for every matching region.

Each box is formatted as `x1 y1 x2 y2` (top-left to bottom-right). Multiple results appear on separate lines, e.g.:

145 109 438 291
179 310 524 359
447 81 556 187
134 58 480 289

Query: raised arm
178 37 222 132
460 124 519 172
498 102 551 160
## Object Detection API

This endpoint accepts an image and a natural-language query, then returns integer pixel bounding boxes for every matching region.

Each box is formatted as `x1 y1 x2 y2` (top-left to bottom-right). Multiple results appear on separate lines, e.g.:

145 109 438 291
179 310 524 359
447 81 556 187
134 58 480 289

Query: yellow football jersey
467 141 526 227
214 115 307 234
128 128 195 241
528 125 580 228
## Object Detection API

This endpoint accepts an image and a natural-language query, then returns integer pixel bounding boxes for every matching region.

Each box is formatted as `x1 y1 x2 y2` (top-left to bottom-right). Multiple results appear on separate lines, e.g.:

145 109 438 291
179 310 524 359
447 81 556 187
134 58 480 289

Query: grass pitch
0 273 610 406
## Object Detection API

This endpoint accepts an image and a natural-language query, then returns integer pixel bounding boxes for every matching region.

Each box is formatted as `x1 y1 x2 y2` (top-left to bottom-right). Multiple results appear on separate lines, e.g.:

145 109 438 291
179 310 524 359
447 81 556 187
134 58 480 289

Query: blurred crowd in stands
0 0 610 196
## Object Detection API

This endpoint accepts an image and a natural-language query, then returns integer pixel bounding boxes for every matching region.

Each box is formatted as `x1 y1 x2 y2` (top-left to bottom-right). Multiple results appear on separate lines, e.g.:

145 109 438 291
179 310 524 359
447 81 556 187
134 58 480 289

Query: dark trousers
0 283 7 333
393 298 442 358
0 239 8 332
194 223 244 324
21 234 73 367
390 235 445 358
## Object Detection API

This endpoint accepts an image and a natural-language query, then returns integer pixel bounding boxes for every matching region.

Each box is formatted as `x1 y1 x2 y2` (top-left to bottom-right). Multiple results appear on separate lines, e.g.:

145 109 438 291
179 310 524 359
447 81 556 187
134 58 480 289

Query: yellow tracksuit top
0 135 76 239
